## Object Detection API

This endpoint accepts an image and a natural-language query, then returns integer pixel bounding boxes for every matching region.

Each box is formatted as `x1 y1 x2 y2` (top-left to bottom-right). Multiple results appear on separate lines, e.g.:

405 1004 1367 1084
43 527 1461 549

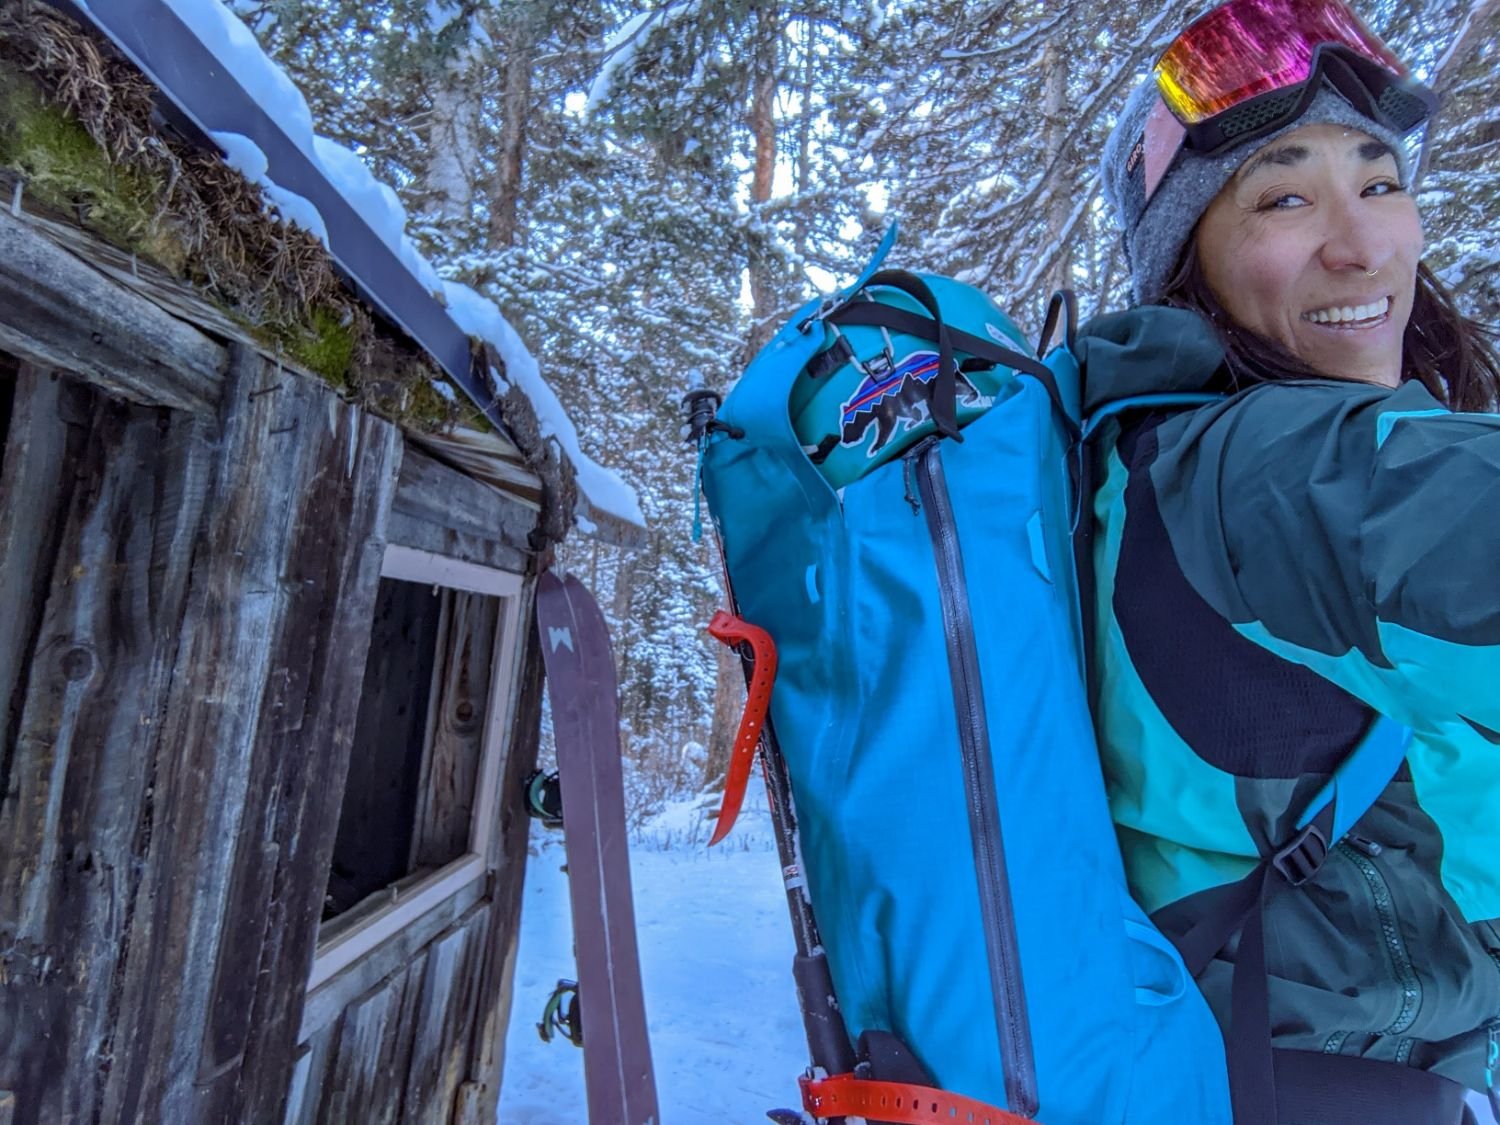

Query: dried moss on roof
0 1 462 431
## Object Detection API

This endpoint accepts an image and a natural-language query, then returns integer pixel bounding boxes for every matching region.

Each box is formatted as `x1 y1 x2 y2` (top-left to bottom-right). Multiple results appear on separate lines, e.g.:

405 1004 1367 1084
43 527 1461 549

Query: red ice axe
706 610 777 846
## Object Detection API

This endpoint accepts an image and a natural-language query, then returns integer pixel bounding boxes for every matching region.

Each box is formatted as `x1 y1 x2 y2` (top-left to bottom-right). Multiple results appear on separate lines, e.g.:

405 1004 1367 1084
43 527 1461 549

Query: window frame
307 545 525 991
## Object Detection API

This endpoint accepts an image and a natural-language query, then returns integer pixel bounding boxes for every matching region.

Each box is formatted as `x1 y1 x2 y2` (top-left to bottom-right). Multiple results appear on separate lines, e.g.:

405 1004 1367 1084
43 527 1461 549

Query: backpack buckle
798 294 849 333
1270 821 1329 886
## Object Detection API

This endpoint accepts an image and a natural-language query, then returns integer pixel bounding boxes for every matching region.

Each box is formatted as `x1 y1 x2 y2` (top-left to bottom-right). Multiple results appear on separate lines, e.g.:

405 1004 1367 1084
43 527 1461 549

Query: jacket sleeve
1149 376 1500 737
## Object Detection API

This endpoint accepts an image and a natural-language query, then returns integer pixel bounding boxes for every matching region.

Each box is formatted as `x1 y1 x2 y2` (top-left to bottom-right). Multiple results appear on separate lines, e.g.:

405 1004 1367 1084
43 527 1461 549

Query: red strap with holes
799 1073 1035 1125
705 610 777 846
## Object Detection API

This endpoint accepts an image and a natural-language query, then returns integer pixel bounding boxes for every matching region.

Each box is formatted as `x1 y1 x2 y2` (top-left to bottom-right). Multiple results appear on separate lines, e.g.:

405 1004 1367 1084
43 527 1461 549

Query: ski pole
686 382 856 1116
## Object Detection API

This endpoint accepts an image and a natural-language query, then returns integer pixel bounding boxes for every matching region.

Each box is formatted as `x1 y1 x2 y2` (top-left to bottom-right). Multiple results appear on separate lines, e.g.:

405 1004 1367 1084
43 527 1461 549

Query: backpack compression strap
855 270 961 440
1170 716 1412 1125
799 1074 1034 1125
827 283 1080 440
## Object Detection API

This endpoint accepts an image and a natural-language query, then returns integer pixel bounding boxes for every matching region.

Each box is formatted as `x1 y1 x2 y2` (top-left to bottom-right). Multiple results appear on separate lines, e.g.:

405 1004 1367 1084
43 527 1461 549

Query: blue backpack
697 226 1232 1122
698 227 1419 1122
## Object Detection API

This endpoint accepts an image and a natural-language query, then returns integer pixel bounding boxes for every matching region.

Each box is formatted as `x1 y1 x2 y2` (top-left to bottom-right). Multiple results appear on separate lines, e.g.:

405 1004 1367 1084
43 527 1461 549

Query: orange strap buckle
799 1073 1036 1125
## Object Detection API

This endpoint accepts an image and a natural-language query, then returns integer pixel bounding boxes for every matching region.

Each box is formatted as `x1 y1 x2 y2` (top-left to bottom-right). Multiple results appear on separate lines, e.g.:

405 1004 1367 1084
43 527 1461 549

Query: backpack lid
788 275 1032 490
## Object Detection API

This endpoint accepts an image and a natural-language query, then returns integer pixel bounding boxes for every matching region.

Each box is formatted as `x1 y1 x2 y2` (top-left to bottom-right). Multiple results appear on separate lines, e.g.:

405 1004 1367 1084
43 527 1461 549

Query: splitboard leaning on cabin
690 224 1235 1124
531 571 659 1125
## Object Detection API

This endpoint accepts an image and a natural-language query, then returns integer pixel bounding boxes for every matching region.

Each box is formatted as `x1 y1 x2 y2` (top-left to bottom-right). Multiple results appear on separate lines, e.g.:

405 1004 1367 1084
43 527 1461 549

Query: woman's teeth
1304 296 1391 325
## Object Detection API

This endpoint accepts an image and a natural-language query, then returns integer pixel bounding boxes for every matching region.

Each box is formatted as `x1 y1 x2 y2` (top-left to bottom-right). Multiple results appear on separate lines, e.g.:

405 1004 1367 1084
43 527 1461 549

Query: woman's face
1194 122 1422 388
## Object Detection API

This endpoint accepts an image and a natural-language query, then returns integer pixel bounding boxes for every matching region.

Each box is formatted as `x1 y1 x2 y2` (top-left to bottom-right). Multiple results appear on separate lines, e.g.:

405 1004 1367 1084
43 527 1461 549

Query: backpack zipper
1333 840 1422 1035
913 440 1039 1117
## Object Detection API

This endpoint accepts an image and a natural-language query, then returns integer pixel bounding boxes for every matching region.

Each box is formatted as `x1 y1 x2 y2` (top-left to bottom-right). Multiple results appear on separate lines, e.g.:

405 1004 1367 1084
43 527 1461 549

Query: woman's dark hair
1161 241 1500 411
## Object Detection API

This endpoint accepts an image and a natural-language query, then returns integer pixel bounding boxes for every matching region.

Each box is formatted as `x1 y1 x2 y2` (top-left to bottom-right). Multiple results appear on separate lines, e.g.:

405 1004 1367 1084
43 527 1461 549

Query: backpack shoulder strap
1296 714 1412 840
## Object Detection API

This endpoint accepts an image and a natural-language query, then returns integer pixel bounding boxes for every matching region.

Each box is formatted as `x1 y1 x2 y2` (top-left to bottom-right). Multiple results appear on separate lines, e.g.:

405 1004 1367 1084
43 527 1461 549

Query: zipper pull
901 453 921 515
1345 833 1383 857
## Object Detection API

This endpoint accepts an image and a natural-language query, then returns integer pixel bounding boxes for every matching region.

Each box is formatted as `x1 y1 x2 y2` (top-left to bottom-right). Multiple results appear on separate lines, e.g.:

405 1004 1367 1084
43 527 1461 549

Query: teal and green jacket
1081 306 1500 1089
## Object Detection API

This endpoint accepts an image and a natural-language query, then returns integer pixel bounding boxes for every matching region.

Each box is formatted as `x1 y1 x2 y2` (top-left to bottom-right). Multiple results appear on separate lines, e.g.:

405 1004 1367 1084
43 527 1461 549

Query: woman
1088 1 1500 1122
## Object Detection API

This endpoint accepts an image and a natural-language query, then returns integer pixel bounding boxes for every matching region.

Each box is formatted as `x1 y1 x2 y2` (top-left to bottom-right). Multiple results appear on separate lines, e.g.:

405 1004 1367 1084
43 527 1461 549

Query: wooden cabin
0 4 638 1122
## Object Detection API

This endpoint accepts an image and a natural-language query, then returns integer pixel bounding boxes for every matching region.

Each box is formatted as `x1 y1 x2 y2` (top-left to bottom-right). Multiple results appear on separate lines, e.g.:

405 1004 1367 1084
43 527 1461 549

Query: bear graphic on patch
840 350 984 456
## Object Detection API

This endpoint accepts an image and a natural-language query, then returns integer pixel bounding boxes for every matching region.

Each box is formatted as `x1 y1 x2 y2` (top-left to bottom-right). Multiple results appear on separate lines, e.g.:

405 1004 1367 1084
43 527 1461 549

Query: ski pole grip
706 610 777 846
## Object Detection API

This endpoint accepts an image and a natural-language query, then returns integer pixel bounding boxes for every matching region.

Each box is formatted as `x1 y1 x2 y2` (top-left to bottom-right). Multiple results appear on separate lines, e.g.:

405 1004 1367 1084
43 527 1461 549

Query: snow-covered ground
500 775 1500 1125
500 776 809 1123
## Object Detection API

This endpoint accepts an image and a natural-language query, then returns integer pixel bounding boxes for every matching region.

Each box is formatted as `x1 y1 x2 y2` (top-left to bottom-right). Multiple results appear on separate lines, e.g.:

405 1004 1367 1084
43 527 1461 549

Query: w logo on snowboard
548 626 574 653
839 350 987 457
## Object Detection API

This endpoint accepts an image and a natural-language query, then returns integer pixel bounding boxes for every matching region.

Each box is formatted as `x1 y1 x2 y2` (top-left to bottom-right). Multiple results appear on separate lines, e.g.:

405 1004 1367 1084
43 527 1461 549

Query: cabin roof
33 0 644 543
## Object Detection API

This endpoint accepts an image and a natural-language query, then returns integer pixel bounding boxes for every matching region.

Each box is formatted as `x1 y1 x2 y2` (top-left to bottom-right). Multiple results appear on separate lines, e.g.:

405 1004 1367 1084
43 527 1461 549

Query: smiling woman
1192 124 1421 387
1084 0 1500 1123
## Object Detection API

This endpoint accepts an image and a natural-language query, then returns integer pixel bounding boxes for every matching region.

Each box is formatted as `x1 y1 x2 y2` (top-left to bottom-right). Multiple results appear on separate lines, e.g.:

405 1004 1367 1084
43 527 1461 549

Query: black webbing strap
1271 1050 1472 1124
1037 289 1078 359
1172 802 1338 1125
806 334 855 381
858 270 961 440
827 300 1080 440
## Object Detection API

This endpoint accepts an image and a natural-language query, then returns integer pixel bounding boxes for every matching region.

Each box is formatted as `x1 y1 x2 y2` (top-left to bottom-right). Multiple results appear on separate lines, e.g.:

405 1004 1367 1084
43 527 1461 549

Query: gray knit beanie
1101 79 1411 305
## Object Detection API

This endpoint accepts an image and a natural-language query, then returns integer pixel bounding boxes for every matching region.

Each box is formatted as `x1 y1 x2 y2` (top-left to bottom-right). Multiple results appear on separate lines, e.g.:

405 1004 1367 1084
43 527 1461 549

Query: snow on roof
443 283 645 528
153 0 643 529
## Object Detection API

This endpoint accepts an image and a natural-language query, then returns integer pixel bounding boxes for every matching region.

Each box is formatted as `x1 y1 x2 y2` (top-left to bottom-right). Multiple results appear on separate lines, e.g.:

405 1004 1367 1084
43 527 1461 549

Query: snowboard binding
523 768 563 828
537 978 583 1047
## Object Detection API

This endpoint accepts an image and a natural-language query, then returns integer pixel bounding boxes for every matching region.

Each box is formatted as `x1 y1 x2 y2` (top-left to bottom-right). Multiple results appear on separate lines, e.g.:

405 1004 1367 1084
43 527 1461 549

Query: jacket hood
1078 306 1226 416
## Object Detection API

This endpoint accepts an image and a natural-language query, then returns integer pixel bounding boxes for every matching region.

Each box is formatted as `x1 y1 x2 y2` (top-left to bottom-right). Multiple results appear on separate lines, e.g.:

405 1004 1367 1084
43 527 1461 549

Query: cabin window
309 546 523 988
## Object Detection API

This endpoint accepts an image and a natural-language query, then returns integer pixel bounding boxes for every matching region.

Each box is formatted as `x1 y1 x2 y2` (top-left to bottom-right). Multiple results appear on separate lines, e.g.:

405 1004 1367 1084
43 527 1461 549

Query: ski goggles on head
1153 0 1435 156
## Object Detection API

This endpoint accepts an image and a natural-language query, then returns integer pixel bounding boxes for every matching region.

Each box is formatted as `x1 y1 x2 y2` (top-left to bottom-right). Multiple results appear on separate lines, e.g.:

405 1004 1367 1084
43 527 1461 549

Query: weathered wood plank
383 511 531 576
299 886 488 1043
401 907 489 1123
281 1042 313 1125
0 371 217 1125
410 591 500 869
390 445 536 570
281 1019 338 1125
91 345 316 1123
452 1082 486 1124
101 345 281 1113
315 961 423 1125
187 351 404 1125
0 367 85 806
0 210 225 414
407 428 541 504
455 585 546 1125
29 345 409 1124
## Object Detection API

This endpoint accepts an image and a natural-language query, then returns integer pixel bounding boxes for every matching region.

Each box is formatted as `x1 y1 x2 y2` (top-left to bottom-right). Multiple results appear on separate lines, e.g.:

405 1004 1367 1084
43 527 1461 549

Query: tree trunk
426 33 483 225
706 7 781 791
794 14 815 261
1041 40 1074 298
491 18 536 251
743 3 782 361
1414 0 1500 184
703 644 745 792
